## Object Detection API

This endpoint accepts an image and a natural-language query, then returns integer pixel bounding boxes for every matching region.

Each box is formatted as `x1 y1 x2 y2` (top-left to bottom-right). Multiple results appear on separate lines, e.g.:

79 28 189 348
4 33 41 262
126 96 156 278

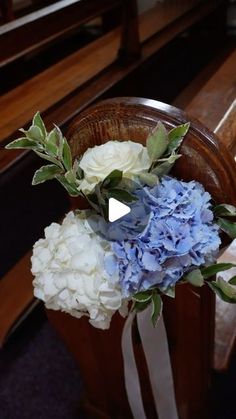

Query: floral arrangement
6 113 236 330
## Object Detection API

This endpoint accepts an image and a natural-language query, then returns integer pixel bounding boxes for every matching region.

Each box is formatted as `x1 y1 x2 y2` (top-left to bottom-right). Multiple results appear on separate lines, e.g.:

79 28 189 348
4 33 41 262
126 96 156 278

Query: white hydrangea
78 140 151 194
31 211 127 329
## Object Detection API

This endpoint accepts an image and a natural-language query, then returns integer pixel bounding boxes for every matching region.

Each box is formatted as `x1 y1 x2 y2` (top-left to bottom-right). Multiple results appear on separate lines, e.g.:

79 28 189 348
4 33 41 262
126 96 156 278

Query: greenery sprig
6 112 236 324
6 112 82 197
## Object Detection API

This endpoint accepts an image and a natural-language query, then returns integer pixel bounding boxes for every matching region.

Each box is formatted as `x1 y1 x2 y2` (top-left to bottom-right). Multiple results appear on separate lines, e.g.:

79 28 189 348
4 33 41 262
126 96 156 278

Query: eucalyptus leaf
102 170 123 189
201 263 236 279
5 138 40 150
56 175 80 196
185 269 204 287
108 188 137 203
147 122 168 161
63 137 72 171
217 217 236 238
32 164 62 185
133 291 152 303
214 204 236 217
151 292 163 327
168 122 190 153
33 112 47 138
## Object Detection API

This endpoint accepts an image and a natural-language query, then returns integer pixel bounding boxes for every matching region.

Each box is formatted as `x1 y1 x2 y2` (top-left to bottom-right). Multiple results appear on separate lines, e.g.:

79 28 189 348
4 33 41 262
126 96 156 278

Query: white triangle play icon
108 197 131 222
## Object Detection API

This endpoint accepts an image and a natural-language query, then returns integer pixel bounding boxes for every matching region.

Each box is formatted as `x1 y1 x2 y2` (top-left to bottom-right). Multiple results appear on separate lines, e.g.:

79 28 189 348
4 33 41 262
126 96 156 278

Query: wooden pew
0 0 224 172
0 0 228 349
47 97 236 419
174 48 236 372
0 0 122 66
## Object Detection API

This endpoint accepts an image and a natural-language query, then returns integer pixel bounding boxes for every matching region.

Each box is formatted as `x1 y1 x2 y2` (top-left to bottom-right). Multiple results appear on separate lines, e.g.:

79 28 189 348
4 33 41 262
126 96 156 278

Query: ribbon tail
137 307 179 419
121 311 147 419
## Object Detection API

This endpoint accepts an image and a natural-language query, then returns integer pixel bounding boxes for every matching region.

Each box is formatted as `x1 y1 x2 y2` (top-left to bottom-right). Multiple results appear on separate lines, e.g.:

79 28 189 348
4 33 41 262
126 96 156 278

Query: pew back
48 97 236 419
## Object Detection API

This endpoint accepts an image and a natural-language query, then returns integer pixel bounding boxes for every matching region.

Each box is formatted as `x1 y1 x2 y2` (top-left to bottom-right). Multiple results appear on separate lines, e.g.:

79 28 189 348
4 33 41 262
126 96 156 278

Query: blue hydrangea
105 177 221 297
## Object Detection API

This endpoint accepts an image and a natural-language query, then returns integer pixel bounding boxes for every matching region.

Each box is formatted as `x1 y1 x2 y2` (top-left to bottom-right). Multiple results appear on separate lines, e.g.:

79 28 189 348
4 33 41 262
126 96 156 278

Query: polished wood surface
48 97 236 419
0 0 223 173
185 48 236 134
0 0 121 66
0 0 223 353
0 250 34 346
175 49 236 371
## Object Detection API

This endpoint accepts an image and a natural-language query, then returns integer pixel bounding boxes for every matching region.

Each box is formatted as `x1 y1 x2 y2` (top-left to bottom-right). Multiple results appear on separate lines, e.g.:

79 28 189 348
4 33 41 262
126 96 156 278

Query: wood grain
176 49 236 372
186 48 236 133
0 0 222 173
48 97 236 419
0 250 34 346
0 0 121 66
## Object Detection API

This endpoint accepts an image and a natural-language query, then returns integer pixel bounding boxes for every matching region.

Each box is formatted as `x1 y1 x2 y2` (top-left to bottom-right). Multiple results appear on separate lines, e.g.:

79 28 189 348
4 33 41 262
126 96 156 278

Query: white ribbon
121 310 147 419
122 308 178 419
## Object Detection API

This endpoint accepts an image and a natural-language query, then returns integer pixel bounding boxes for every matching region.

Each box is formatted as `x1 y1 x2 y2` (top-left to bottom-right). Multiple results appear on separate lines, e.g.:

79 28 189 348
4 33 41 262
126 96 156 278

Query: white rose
31 211 127 329
78 140 151 194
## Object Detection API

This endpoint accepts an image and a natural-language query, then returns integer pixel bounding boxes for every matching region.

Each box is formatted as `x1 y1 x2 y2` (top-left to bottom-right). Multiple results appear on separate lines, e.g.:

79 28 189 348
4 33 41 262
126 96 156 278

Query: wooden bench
0 0 224 173
47 97 236 419
0 0 229 345
174 48 236 372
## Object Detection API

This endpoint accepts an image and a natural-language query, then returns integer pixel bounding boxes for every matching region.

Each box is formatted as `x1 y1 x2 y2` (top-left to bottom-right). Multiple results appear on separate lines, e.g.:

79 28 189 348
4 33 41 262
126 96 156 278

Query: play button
108 198 131 222
87 177 151 241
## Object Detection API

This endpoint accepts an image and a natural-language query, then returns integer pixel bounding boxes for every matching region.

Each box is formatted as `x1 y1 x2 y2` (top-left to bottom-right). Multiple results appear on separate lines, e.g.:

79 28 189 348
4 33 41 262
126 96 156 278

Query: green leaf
214 204 236 217
168 122 190 153
138 172 159 187
161 286 175 298
201 263 236 279
133 291 152 303
133 299 151 313
108 188 137 203
56 175 80 196
35 151 64 169
208 278 236 303
65 169 77 184
32 164 62 185
208 281 236 303
102 170 123 189
217 277 236 299
151 161 173 177
229 276 236 285
147 122 169 161
217 218 236 238
186 269 204 287
63 137 72 171
151 292 163 327
33 112 47 138
157 153 181 164
45 129 58 156
5 138 40 150
54 125 64 158
21 125 44 142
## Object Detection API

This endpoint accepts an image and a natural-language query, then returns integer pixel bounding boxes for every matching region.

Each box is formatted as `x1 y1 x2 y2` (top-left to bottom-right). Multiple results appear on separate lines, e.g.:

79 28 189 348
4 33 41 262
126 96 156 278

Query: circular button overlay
87 177 151 241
